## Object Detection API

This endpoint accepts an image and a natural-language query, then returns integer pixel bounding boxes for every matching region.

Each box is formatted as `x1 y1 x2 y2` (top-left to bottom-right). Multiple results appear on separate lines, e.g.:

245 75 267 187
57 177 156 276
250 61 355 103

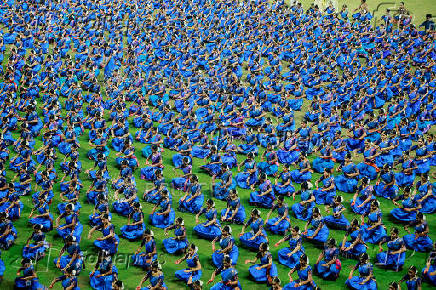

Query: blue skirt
141 166 158 181
120 224 145 241
235 172 258 189
420 195 436 214
57 223 83 242
240 232 268 250
273 183 295 196
422 265 436 286
312 158 334 174
346 139 364 152
416 160 430 174
115 156 137 168
283 281 316 290
59 142 72 155
173 154 191 168
0 259 4 276
390 208 417 222
246 117 265 127
403 234 433 252
265 217 290 234
29 216 53 232
172 177 189 191
291 203 314 221
142 145 152 158
238 144 258 155
191 146 210 158
201 163 222 176
313 189 336 205
249 191 275 208
340 242 367 259
374 184 398 199
257 162 278 176
54 255 83 272
15 277 45 290
175 269 202 283
324 215 350 230
178 194 204 214
212 246 239 268
335 176 358 193
149 210 176 229
94 236 119 255
357 163 378 180
350 197 371 215
210 281 242 290
213 181 236 200
22 243 49 260
362 224 386 244
193 223 222 240
132 252 157 269
221 155 237 169
316 260 341 280
277 150 300 165
304 226 329 244
113 200 136 216
248 263 278 282
290 170 312 183
345 276 377 290
90 267 118 289
278 247 304 269
144 189 163 204
220 207 246 224
376 251 405 271
163 237 188 254
395 173 415 187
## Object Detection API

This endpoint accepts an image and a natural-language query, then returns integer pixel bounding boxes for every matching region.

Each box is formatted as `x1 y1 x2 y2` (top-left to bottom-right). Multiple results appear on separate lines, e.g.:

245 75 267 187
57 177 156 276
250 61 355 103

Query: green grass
1 0 436 289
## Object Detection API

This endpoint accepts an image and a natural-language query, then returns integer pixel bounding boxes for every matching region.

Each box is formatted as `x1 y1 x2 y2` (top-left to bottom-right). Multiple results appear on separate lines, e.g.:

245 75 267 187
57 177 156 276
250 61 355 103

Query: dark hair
301 181 309 191
359 253 369 262
260 242 268 251
327 238 336 247
300 254 308 263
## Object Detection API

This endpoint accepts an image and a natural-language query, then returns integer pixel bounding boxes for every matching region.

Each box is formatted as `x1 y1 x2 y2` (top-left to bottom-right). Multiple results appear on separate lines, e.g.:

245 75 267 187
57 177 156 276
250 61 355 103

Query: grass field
1 0 436 289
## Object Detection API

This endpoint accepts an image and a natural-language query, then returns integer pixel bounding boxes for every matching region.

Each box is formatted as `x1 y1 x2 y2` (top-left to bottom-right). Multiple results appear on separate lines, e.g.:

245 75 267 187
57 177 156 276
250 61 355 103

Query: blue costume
210 267 241 290
212 236 239 268
240 217 268 250
94 224 120 255
345 262 377 290
132 238 157 270
265 202 290 234
120 211 146 241
163 225 188 254
278 235 305 269
315 246 341 280
292 191 315 221
303 215 329 244
248 251 278 283
175 252 202 284
194 207 222 240
362 209 387 244
283 264 317 290
403 221 433 252
376 236 406 271
249 179 275 208
149 197 175 229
